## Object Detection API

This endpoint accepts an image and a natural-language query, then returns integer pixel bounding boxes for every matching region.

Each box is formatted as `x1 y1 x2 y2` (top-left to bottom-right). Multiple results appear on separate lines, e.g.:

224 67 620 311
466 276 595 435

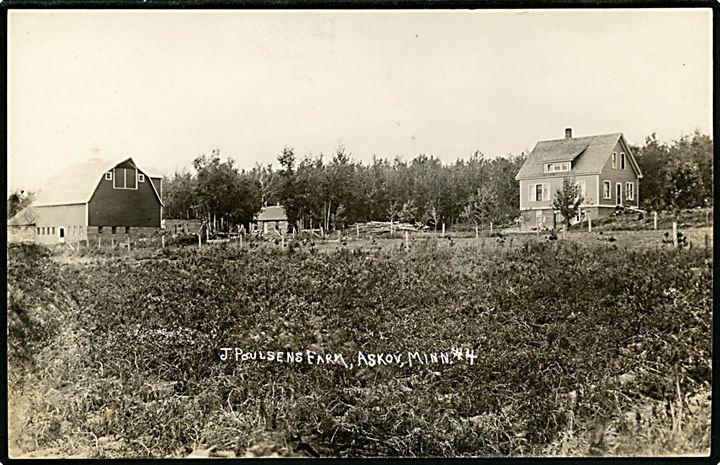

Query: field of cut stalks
7 230 712 458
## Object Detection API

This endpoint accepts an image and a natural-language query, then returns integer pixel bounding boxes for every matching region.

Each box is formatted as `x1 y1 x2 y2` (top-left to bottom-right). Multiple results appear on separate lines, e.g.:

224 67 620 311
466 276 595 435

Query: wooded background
7 131 713 231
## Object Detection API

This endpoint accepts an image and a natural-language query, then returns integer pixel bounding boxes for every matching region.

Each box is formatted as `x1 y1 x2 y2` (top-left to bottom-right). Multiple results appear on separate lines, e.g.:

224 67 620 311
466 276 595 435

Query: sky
7 9 713 193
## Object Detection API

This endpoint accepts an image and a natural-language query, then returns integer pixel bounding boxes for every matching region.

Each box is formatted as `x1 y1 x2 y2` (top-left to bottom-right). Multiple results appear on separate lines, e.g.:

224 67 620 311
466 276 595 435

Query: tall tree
193 150 262 230
552 177 584 229
462 185 500 230
164 169 197 219
7 189 34 219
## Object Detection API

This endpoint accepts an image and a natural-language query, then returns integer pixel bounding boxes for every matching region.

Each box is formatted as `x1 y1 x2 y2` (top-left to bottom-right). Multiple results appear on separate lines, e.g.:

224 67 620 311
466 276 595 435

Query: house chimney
565 128 572 139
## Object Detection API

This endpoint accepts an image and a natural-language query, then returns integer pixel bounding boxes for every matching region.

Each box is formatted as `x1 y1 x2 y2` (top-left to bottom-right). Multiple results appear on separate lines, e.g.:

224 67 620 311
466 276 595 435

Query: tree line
165 146 525 232
7 131 712 230
630 130 713 211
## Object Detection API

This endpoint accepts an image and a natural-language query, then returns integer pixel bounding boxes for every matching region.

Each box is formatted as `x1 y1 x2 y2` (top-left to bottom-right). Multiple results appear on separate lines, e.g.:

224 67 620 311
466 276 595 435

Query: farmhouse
255 205 289 235
515 128 642 230
24 157 163 245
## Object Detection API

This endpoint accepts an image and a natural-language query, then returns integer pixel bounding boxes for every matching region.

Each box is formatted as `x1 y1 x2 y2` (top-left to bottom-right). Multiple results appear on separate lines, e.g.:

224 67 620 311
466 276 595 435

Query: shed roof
515 132 641 180
32 157 164 207
256 205 287 222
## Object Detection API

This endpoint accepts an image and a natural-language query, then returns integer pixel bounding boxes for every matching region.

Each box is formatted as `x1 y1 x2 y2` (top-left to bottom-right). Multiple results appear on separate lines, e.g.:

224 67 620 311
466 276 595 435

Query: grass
7 227 712 458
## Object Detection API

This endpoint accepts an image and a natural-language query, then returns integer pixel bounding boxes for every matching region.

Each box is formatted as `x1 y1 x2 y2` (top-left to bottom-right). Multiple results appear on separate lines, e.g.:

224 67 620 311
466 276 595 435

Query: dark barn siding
88 172 161 227
150 177 162 199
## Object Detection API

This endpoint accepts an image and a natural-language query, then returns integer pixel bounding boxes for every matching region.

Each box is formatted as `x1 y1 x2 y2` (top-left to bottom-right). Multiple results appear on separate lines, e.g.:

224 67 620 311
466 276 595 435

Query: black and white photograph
5 7 713 459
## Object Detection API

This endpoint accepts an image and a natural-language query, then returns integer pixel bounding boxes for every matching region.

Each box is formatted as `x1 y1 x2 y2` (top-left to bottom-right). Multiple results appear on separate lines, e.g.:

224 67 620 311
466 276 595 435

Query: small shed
8 206 37 243
256 205 288 235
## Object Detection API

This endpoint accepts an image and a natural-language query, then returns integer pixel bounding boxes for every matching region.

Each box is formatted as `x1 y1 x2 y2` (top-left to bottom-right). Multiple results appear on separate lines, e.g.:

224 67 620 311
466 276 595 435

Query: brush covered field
7 229 713 458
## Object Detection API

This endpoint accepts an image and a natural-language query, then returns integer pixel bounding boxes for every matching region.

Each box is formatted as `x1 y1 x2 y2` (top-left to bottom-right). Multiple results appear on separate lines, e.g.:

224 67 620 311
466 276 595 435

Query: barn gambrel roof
515 132 643 181
32 157 164 207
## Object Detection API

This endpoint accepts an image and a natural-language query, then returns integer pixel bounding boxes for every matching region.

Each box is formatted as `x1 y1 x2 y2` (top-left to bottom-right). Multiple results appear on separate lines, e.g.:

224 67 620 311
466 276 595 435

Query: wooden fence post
442 223 445 237
111 237 114 248
672 222 678 248
588 217 592 233
654 211 658 230
127 236 131 253
490 222 493 235
404 230 409 250
320 226 324 238
161 235 165 248
98 237 101 248
475 225 479 240
356 224 359 240
282 233 285 249
198 234 202 248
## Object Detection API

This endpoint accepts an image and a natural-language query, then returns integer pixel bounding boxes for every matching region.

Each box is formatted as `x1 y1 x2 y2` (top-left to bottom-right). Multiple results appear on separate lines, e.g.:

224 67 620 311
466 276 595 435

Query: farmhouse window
37 227 41 235
98 226 103 234
138 173 145 183
544 162 570 173
113 167 138 189
105 172 112 180
616 183 622 206
603 181 611 199
111 226 117 234
51 227 55 235
620 153 626 170
612 152 617 169
529 183 550 202
125 226 131 234
626 182 634 201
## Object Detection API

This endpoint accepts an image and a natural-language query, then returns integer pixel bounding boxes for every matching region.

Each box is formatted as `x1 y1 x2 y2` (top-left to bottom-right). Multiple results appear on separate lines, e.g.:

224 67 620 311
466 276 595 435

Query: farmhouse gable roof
32 157 164 207
515 132 642 180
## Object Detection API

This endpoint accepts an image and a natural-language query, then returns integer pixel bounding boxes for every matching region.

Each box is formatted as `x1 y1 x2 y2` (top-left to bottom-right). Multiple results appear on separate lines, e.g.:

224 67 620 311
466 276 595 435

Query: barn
28 157 164 245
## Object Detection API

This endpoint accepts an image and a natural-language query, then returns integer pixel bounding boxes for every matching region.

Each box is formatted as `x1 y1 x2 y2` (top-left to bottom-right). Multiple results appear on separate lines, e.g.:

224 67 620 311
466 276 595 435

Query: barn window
138 173 145 183
111 226 117 234
113 167 138 189
126 170 137 189
105 172 112 180
98 226 103 234
125 226 131 234
51 227 55 235
36 227 41 235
